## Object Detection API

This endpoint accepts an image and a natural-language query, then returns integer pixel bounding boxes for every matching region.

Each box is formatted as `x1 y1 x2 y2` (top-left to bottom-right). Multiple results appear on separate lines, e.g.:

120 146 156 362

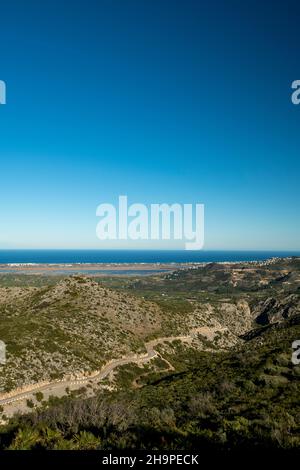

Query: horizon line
0 248 299 253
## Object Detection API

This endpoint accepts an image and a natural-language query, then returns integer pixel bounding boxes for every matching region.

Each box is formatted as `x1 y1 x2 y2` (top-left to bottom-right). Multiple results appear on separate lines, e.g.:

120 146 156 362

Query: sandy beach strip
0 262 198 275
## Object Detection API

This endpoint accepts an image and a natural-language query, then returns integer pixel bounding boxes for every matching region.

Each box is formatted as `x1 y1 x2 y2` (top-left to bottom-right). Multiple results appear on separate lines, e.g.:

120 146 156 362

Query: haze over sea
0 250 299 265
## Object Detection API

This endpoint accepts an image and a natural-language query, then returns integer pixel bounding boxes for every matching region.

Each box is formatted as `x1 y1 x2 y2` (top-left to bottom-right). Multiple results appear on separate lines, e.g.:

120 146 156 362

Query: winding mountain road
0 335 192 408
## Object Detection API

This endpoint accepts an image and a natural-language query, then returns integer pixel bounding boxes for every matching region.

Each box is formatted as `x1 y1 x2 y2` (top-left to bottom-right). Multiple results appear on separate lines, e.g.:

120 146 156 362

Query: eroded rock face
254 294 300 325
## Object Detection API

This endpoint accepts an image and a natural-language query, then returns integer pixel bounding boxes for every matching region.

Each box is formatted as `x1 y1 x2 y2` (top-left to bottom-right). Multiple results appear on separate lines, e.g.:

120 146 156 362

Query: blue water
0 250 299 264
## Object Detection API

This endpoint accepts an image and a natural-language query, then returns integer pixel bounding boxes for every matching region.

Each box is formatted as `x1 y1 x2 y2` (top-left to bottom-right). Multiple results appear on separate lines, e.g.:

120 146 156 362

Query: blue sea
0 250 299 264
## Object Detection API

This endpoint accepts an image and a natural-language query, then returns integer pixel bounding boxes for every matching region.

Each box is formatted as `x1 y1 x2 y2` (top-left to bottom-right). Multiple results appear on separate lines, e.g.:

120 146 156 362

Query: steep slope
0 277 162 392
253 294 299 325
2 311 300 451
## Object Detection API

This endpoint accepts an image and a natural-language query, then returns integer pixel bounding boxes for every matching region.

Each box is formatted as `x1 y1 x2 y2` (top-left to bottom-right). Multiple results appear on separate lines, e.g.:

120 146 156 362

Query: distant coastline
0 250 299 276
0 249 299 265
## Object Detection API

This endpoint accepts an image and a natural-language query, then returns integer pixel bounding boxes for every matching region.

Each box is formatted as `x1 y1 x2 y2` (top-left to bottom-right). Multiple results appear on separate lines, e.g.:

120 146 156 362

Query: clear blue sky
0 0 299 249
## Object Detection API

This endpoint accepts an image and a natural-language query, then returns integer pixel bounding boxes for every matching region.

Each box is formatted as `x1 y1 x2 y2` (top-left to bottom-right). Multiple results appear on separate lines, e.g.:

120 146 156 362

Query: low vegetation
0 257 299 450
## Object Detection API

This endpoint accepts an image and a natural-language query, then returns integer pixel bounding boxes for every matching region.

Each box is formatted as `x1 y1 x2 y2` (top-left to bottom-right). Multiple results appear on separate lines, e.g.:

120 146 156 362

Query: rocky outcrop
254 294 299 325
